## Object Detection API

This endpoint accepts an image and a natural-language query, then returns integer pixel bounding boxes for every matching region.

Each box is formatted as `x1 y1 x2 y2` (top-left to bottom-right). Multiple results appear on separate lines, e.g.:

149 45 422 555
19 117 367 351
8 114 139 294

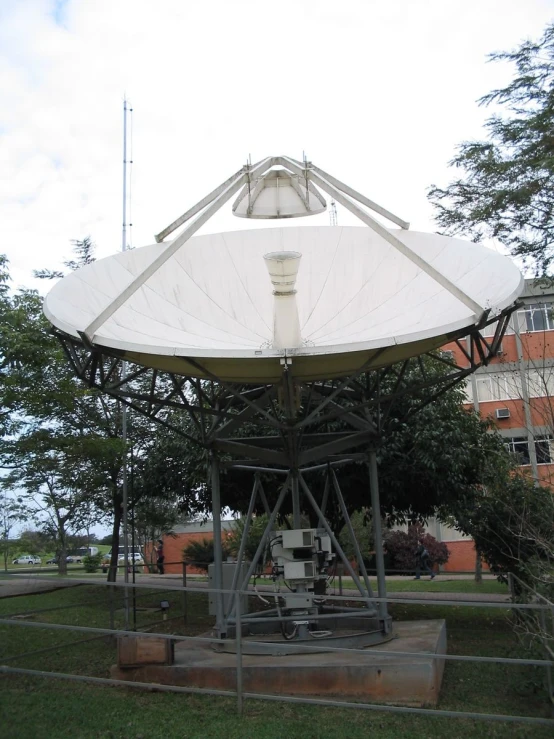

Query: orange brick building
438 277 554 570
158 520 235 575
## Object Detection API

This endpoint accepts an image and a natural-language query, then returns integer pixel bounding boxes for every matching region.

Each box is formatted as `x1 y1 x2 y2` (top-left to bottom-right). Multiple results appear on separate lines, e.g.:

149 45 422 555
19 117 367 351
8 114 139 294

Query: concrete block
111 619 446 706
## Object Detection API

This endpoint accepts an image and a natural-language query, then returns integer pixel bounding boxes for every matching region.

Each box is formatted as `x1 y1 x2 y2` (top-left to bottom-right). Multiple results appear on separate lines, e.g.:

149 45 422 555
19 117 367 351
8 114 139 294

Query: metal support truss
220 465 383 641
53 303 516 470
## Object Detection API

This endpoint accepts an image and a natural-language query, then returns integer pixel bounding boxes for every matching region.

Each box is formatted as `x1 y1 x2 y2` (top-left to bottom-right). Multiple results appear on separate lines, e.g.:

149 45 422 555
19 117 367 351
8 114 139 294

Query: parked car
118 552 143 564
46 555 82 565
101 549 143 573
12 555 41 565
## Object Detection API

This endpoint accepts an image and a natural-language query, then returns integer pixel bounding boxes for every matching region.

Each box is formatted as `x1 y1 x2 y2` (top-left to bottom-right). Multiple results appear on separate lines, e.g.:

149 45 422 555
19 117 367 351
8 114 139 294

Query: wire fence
1 563 553 727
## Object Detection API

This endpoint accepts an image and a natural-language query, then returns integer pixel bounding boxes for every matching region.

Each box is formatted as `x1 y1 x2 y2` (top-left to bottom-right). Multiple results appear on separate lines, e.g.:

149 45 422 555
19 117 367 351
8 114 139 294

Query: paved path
0 571 509 603
0 575 77 599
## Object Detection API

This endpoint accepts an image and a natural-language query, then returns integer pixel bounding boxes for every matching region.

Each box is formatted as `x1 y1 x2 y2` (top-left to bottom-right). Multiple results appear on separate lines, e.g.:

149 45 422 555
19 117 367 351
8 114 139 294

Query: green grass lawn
0 585 551 738
327 577 509 594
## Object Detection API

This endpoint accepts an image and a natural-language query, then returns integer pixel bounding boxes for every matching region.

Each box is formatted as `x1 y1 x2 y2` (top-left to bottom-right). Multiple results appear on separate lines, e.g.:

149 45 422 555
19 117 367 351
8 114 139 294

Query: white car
118 552 143 563
12 555 41 565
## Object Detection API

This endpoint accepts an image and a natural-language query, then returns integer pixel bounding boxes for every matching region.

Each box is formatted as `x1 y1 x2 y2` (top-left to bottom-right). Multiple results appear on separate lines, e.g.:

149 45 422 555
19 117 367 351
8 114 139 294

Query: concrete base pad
111 619 446 706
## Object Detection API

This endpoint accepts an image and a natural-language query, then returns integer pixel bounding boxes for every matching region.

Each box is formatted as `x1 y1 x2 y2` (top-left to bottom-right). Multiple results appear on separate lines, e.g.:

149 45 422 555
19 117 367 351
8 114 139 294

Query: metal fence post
182 561 188 625
108 584 115 632
540 604 553 714
236 592 243 716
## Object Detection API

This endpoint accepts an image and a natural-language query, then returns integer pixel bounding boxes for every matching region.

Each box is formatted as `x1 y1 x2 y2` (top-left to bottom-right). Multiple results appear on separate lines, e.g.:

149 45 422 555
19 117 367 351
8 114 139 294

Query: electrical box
282 529 315 549
285 593 313 609
208 562 250 616
284 560 315 580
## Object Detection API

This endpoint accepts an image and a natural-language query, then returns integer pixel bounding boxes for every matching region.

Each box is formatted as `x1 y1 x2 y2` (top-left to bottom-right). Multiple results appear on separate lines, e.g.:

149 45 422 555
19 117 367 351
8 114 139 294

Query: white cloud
1 0 553 289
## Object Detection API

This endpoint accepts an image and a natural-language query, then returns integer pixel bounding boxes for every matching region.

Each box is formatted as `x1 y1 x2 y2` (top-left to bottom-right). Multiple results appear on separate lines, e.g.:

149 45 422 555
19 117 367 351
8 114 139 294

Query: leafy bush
183 538 230 572
226 515 271 568
82 553 102 573
458 473 554 590
338 509 375 561
383 524 449 573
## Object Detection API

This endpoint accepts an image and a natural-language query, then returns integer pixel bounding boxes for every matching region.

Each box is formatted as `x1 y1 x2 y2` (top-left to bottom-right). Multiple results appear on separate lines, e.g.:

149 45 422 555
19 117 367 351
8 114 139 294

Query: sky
1 0 554 295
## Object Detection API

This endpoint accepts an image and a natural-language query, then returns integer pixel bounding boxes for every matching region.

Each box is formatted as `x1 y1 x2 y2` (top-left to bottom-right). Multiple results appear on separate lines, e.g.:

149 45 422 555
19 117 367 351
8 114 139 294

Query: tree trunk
107 504 122 583
55 523 68 575
58 545 68 575
474 546 482 584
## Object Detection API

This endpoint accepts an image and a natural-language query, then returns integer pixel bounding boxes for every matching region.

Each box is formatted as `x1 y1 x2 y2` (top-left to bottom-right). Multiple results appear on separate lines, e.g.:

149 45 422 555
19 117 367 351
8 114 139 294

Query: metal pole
182 561 187 625
318 472 331 527
368 450 388 624
291 473 301 529
298 474 376 613
331 469 375 598
210 453 224 636
108 585 115 631
121 98 130 631
233 477 291 601
122 98 128 253
129 438 137 631
514 324 539 483
236 592 243 715
224 476 260 631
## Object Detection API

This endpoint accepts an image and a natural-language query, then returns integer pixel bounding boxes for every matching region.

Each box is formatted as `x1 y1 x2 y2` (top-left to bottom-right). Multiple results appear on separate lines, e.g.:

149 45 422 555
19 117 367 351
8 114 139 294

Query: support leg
223 475 260 631
298 473 377 614
210 453 224 636
369 450 389 625
331 469 375 599
291 473 301 529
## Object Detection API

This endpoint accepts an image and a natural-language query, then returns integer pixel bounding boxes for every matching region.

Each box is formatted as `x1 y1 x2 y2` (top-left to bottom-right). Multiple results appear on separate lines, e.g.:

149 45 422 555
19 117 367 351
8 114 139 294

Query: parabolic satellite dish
44 223 522 383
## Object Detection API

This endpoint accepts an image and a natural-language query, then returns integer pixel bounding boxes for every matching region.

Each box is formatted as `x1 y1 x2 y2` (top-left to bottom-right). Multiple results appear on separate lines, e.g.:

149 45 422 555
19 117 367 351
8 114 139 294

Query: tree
0 492 26 571
428 23 554 274
132 497 181 571
1 431 103 574
451 471 554 591
28 239 199 581
17 529 52 557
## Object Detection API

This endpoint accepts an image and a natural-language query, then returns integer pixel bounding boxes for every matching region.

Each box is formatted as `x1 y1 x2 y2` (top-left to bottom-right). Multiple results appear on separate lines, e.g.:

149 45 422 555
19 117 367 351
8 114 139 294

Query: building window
505 437 530 465
504 435 554 465
475 372 522 402
527 368 554 397
516 303 554 333
535 436 554 464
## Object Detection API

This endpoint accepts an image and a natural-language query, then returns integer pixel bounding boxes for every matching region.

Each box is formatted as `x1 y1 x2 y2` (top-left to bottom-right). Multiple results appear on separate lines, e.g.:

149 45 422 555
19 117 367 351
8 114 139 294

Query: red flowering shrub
383 524 449 573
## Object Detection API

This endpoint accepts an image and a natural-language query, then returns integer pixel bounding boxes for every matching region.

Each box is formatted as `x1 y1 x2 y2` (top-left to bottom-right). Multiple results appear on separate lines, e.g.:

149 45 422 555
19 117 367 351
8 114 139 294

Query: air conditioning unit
496 408 510 419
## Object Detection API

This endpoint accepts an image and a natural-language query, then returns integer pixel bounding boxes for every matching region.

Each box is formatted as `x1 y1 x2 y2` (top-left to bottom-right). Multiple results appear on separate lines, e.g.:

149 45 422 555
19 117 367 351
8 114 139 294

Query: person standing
414 539 435 580
156 539 165 575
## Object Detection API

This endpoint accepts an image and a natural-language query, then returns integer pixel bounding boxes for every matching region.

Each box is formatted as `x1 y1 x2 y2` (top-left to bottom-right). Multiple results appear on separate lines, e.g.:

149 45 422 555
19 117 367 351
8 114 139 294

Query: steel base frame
52 307 516 647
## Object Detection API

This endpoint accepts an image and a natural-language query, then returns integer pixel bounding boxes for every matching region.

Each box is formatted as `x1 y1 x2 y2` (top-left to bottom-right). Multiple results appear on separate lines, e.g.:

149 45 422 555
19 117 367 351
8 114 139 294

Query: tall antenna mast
122 100 128 252
121 97 130 627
